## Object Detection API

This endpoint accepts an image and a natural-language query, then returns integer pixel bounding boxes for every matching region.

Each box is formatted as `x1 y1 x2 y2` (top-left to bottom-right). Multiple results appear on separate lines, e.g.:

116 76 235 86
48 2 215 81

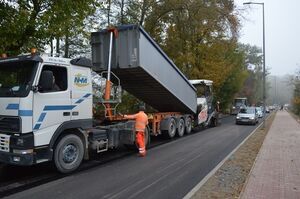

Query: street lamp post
243 2 266 128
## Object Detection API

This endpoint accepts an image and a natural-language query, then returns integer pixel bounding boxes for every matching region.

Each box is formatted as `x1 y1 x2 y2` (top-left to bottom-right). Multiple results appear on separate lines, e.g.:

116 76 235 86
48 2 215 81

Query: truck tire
210 117 218 127
177 118 185 137
163 118 176 138
54 134 84 173
185 117 192 134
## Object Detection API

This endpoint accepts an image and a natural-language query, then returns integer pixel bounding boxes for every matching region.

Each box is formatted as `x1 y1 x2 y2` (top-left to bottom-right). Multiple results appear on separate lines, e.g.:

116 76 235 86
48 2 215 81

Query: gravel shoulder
191 112 276 199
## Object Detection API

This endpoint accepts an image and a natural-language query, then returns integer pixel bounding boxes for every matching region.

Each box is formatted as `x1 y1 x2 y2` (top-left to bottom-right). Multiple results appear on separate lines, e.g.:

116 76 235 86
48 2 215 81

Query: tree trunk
64 34 69 58
120 0 125 24
107 0 111 25
56 37 60 55
50 37 53 56
139 0 147 25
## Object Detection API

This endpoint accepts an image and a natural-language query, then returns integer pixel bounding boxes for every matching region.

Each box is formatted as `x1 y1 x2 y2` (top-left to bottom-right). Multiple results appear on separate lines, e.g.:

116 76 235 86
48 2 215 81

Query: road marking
183 115 271 199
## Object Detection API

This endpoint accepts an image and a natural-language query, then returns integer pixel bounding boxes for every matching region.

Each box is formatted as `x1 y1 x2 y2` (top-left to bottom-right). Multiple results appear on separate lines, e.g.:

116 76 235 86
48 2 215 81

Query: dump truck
230 97 248 115
0 25 218 173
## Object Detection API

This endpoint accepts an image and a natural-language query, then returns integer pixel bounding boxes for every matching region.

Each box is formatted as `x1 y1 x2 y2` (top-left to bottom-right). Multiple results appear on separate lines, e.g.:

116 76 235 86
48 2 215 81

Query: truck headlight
250 117 254 120
236 116 240 119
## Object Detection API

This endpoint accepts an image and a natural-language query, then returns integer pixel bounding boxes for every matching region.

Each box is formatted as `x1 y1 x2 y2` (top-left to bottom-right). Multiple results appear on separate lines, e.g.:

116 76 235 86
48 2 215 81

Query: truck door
70 65 92 121
33 64 71 134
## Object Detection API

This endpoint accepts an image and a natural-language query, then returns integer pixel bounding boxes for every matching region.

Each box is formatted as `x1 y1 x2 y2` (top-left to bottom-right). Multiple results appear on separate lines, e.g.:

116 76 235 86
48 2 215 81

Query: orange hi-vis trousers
136 131 146 156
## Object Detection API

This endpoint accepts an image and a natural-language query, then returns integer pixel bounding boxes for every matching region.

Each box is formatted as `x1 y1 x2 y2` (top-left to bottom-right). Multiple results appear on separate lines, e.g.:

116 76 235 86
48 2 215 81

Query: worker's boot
138 151 146 157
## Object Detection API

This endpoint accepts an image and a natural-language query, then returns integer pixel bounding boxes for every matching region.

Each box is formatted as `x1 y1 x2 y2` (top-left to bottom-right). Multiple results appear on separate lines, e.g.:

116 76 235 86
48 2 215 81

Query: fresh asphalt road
3 116 262 199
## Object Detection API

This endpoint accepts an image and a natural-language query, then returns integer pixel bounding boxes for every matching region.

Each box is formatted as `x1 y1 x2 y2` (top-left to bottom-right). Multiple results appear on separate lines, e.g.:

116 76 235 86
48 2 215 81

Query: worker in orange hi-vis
124 105 148 157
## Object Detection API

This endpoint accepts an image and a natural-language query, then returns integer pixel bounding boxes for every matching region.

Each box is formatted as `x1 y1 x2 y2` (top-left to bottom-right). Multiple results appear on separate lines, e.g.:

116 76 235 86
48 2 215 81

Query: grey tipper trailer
91 25 197 114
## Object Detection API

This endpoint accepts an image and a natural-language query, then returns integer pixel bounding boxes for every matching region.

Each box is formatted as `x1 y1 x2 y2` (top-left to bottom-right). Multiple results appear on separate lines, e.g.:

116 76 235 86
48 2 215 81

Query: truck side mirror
39 70 54 91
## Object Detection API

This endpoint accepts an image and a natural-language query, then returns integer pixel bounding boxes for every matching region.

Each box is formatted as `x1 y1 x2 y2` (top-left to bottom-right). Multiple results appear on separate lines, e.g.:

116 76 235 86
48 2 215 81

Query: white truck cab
189 79 218 127
0 54 93 170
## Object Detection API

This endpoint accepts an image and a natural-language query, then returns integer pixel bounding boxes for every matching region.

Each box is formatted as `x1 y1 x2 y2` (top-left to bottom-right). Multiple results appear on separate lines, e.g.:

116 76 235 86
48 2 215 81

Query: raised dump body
91 25 197 114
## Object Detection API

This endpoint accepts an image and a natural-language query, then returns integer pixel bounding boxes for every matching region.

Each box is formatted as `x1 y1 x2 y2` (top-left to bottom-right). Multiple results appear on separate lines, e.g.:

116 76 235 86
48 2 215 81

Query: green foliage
0 0 99 56
0 0 44 55
117 91 141 114
215 45 249 110
292 69 300 115
238 44 268 106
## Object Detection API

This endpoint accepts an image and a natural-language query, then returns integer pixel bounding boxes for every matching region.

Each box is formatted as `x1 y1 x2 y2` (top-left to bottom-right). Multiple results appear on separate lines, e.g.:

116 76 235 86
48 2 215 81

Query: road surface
1 116 262 199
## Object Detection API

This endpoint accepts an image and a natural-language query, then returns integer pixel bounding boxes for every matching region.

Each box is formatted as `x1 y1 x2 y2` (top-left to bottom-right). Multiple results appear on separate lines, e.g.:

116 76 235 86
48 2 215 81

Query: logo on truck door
74 74 89 87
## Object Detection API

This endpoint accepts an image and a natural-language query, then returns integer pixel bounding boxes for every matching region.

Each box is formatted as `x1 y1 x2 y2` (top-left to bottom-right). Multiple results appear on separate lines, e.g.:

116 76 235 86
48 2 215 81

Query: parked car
255 107 263 118
236 107 258 125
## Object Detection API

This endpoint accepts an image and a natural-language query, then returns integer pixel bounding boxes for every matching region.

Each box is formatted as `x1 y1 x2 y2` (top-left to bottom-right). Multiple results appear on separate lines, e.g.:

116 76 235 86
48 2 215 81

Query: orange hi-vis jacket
124 111 148 132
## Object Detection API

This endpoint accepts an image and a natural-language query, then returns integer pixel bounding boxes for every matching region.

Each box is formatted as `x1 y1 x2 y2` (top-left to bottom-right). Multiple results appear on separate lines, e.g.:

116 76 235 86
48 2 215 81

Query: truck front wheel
54 134 84 173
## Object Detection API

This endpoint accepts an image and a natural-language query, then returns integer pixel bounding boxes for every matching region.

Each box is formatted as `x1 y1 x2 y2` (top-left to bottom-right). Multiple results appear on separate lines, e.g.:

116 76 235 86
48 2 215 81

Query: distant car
265 106 270 113
255 107 263 118
236 107 258 125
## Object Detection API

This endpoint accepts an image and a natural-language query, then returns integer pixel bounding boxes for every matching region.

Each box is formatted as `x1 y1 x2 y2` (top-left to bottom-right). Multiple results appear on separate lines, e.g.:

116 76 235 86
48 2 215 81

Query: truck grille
0 134 10 152
0 116 20 133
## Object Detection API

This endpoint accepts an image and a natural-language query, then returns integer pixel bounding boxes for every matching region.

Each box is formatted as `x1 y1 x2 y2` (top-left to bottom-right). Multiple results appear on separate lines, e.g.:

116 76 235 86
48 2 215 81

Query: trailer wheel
185 117 192 134
177 118 185 137
54 134 84 173
163 118 176 138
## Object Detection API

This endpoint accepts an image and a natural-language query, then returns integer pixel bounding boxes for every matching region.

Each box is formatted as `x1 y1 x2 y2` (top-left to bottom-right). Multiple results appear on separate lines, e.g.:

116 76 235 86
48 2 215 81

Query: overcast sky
235 0 300 76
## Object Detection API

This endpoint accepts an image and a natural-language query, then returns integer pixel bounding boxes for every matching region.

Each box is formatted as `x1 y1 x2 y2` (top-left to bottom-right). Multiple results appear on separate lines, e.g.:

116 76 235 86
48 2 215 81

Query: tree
238 44 267 106
0 0 49 55
292 69 300 115
142 0 246 109
0 0 99 56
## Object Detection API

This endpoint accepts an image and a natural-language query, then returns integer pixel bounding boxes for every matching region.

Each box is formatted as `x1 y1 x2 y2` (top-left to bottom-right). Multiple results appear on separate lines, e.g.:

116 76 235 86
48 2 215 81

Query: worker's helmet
139 104 146 111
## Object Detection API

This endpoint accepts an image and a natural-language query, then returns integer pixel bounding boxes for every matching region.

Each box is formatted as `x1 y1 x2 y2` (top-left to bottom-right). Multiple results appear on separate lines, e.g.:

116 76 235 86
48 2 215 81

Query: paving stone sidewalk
241 110 300 199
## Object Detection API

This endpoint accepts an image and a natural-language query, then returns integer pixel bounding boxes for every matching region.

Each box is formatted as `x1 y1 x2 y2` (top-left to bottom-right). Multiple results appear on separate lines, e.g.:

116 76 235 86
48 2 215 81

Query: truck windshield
195 84 211 98
0 60 37 97
234 99 247 107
